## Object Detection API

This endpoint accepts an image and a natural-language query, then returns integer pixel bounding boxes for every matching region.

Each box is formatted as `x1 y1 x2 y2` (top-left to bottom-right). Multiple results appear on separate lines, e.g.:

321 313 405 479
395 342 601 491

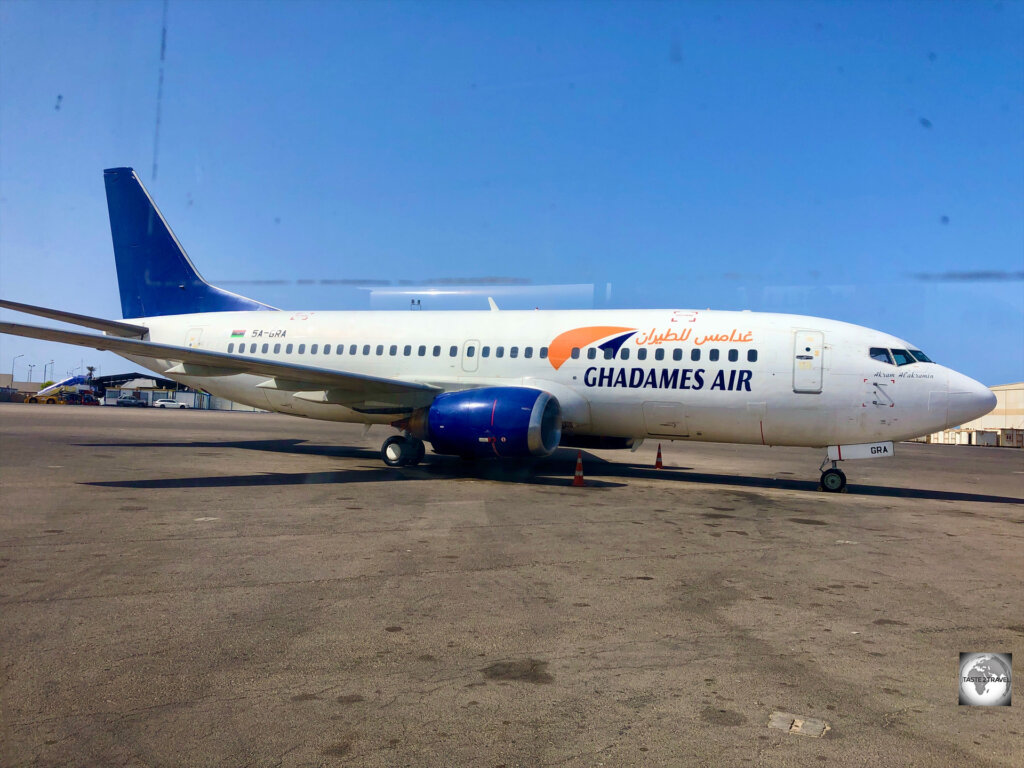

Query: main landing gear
381 434 425 467
818 457 847 493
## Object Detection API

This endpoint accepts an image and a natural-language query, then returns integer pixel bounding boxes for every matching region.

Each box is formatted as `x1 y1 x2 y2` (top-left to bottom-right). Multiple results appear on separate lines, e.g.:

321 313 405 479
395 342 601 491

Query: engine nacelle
409 387 561 458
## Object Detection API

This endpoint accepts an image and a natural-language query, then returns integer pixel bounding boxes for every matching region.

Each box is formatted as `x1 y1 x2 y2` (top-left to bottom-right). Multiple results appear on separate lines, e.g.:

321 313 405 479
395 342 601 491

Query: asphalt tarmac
1 403 1022 767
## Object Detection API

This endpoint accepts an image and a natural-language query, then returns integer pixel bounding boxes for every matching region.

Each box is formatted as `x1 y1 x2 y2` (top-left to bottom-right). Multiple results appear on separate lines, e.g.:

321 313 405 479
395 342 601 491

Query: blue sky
1 0 1021 385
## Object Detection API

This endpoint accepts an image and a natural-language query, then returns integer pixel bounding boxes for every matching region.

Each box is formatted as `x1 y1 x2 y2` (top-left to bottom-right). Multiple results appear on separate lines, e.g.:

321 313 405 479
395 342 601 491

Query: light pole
10 354 23 386
27 364 35 383
45 360 54 382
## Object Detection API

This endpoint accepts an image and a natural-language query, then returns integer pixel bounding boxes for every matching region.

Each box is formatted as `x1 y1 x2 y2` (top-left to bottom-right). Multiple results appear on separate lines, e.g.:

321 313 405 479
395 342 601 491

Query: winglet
487 297 500 311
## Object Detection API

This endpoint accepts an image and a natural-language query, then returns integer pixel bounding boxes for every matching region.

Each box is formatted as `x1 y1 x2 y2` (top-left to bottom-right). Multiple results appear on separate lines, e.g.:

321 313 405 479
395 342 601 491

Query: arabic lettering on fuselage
634 328 692 345
693 329 753 345
633 327 753 346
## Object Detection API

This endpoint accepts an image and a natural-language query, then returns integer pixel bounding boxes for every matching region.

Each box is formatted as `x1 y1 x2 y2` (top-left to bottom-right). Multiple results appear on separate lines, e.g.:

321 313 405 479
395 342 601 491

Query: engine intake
409 387 561 458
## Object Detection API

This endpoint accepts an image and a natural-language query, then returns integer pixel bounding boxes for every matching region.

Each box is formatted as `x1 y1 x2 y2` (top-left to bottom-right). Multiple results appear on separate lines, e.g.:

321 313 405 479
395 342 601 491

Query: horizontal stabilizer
0 299 148 338
0 321 440 398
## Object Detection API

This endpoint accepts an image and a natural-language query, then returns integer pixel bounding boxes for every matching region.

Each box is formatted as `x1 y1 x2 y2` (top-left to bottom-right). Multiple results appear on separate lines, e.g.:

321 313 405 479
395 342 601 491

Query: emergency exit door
461 339 480 373
793 330 824 394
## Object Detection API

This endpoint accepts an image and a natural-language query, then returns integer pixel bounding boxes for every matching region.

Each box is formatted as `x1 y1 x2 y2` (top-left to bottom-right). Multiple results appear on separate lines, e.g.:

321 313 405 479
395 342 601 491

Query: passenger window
510 347 518 358
274 343 281 354
571 347 580 360
310 344 318 354
747 349 757 363
286 344 293 354
227 343 234 353
672 349 682 361
709 349 720 362
587 348 597 360
540 347 548 359
603 348 614 360
336 344 344 354
690 348 700 361
637 348 647 360
376 345 384 356
449 346 458 357
655 349 665 361
728 349 738 362
433 345 441 357
262 343 269 353
323 345 330 355
496 346 504 358
299 344 307 354
619 348 629 360
870 347 894 365
909 349 932 363
359 344 367 355
250 343 257 353
891 349 915 366
389 345 397 356
481 346 491 358
403 345 411 356
524 347 533 358
467 346 476 358
418 345 426 356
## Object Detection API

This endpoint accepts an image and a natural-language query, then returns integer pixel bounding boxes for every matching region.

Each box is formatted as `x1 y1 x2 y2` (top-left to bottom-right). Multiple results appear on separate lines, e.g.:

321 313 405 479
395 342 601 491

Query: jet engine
408 387 561 459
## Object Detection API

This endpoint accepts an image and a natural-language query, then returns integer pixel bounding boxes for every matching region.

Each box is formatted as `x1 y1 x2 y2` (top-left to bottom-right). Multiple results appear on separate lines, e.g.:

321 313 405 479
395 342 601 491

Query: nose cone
946 370 996 428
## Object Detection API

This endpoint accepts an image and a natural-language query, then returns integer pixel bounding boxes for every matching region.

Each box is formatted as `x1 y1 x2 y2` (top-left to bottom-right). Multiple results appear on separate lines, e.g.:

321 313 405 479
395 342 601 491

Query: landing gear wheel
381 435 409 467
820 467 847 493
406 439 425 466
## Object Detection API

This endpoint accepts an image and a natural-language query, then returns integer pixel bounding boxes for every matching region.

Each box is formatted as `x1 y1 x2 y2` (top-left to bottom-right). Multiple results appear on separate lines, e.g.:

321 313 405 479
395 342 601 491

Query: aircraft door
461 339 480 373
793 330 824 393
185 327 206 348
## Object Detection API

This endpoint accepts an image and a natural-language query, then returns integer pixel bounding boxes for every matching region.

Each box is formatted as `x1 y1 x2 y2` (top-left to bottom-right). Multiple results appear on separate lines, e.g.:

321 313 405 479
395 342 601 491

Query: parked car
115 395 148 407
154 398 188 409
60 392 101 405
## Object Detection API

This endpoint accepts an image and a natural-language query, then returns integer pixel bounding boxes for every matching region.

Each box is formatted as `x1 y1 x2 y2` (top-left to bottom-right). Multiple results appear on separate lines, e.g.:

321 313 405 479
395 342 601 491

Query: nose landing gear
381 434 426 467
818 457 847 493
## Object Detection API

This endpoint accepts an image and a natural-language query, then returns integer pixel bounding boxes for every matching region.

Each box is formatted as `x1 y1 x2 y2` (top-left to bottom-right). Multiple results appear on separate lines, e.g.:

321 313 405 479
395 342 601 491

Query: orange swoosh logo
548 326 636 370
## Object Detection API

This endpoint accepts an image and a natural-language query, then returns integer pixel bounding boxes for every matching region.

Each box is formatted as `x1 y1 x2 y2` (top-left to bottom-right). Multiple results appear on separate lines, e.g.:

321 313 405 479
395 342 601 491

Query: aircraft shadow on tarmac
78 439 1024 505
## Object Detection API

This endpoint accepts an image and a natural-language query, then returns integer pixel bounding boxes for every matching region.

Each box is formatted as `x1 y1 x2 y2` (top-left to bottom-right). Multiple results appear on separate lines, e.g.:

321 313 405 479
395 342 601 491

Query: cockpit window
891 349 915 366
870 347 894 365
909 349 933 363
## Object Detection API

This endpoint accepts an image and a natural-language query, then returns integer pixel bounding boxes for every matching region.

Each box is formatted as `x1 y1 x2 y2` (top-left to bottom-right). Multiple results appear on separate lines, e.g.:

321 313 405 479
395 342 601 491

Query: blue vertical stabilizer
104 168 276 318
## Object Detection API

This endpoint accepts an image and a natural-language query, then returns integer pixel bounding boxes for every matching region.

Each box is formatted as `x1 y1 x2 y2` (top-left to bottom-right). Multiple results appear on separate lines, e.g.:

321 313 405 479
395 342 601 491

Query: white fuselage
121 308 987 448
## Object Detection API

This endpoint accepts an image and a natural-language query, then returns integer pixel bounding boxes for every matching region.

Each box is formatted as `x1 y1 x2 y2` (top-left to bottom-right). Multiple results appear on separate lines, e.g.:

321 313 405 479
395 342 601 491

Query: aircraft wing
0 321 441 401
0 299 149 338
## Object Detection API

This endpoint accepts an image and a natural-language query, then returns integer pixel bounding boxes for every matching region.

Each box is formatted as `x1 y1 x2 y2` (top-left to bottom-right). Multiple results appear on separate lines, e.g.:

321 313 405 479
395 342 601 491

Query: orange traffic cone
572 450 586 487
655 443 664 469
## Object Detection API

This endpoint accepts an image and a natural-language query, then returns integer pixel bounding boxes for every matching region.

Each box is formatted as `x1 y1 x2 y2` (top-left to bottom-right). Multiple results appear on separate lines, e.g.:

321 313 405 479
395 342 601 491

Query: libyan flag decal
230 330 245 338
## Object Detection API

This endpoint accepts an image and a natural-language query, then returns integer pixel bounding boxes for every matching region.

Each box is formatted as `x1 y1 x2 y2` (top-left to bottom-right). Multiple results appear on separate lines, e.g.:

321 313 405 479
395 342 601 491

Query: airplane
0 168 996 492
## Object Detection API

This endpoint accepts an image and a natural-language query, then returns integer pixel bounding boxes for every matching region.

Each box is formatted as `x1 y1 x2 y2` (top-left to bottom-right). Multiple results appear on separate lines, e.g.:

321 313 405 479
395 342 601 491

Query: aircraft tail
103 167 276 318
